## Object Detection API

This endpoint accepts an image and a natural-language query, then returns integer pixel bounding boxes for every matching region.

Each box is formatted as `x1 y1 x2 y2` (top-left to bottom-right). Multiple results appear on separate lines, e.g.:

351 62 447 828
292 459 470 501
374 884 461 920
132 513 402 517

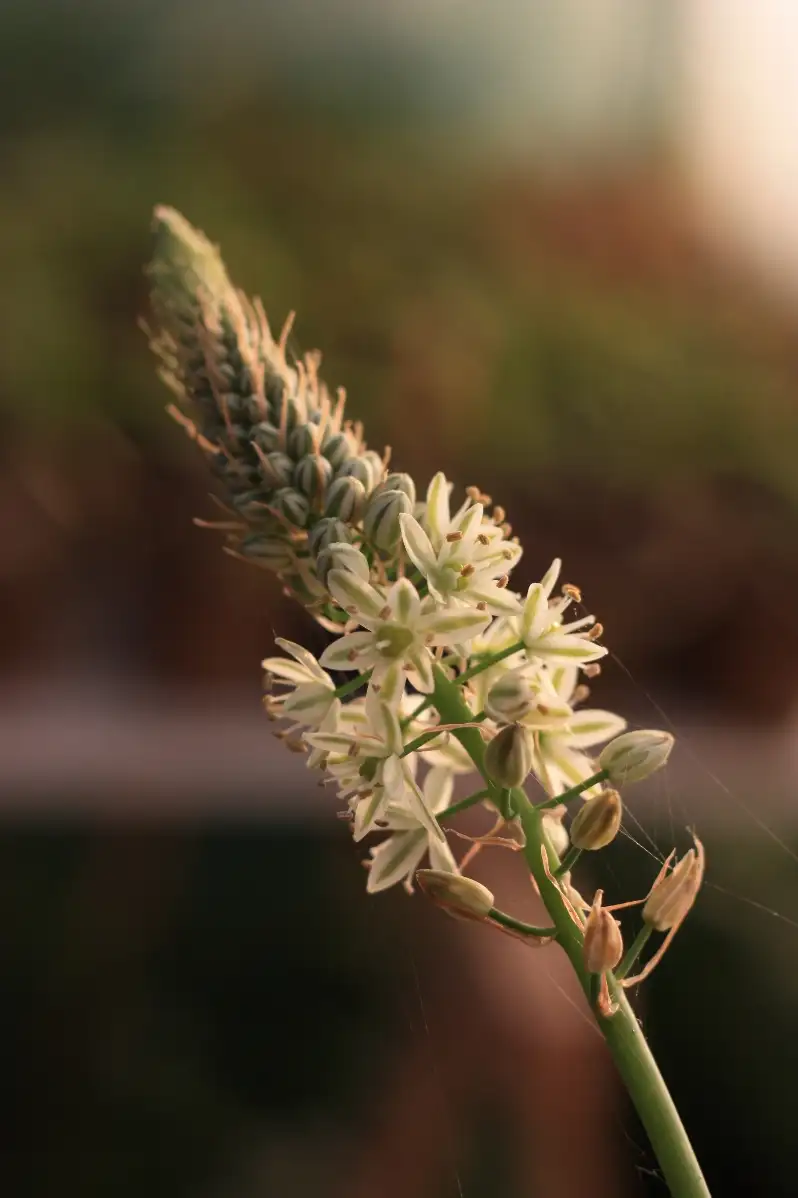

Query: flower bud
253 421 281 454
599 730 674 784
237 534 296 572
294 453 334 501
363 489 412 553
270 487 309 528
416 870 494 920
261 451 295 488
324 475 366 522
323 432 355 471
308 518 352 557
315 540 366 588
643 837 705 931
336 456 375 491
371 472 416 506
362 450 387 487
484 724 533 788
289 423 319 460
583 891 624 974
485 672 533 724
570 789 622 851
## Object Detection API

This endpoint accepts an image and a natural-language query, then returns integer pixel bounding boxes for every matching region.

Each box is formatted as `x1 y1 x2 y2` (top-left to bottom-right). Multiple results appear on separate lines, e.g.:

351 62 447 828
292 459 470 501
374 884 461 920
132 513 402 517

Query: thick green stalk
431 666 710 1198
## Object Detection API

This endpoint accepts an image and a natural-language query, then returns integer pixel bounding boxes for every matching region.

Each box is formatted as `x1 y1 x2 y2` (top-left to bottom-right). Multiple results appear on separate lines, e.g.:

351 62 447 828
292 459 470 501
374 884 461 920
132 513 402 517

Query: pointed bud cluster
643 837 705 931
416 870 495 920
583 891 624 974
599 730 674 785
484 724 533 788
570 789 622 851
363 488 412 553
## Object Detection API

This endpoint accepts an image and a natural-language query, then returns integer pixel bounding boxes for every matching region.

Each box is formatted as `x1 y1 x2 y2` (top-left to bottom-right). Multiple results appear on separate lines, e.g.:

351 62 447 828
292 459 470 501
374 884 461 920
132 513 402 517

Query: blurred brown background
1 2 798 1196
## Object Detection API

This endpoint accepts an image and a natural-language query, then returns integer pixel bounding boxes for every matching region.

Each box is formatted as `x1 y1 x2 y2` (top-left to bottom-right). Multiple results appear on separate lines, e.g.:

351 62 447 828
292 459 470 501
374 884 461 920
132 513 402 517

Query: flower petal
423 765 454 814
399 513 436 575
387 577 421 626
328 569 385 621
319 630 376 670
366 830 427 892
425 472 451 546
352 787 391 841
365 691 404 755
273 638 328 682
418 606 491 645
382 755 446 842
528 634 608 665
563 709 627 748
406 646 435 693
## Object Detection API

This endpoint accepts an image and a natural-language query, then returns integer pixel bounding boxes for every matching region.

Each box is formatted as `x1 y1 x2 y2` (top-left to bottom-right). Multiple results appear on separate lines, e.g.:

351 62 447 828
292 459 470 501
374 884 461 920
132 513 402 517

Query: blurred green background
2 2 798 1196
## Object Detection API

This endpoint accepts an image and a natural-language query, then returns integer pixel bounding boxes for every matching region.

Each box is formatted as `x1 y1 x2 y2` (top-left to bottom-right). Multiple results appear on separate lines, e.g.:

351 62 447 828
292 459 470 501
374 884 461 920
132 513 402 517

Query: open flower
261 638 336 728
517 559 607 667
399 473 521 613
320 572 490 697
365 766 459 893
529 665 626 798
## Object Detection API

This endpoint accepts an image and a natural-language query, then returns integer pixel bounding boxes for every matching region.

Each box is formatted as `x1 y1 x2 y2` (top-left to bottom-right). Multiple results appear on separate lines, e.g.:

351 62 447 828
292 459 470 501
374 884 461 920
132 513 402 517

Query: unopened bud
237 534 296 572
484 724 533 788
570 789 622 851
583 891 624 974
599 730 674 784
416 870 494 920
323 432 355 471
363 488 412 553
294 453 333 501
336 456 375 491
485 672 533 724
270 487 309 529
324 475 366 522
643 837 705 931
371 472 416 506
262 450 295 488
308 518 352 557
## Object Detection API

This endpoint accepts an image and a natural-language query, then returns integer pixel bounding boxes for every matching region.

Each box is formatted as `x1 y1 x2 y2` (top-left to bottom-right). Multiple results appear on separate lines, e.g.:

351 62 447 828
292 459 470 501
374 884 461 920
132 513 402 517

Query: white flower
304 683 446 844
365 766 459 893
320 572 490 697
517 559 607 667
529 665 626 798
261 638 336 727
399 472 521 613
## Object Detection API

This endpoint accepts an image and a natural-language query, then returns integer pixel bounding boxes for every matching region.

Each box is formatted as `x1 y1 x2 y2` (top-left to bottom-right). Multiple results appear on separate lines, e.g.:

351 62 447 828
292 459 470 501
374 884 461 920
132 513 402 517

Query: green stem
430 665 710 1198
454 639 525 686
536 769 608 808
554 845 582 876
616 924 653 981
332 670 372 700
488 908 556 938
437 789 491 821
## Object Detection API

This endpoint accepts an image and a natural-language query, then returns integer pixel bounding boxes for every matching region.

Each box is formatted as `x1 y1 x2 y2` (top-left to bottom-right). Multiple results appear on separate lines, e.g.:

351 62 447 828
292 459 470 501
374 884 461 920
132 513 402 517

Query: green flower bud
324 475 366 522
371 472 416 506
484 724 533 788
362 451 386 487
253 421 281 454
308 518 351 557
323 433 355 471
261 451 295 488
270 487 309 528
363 488 412 553
485 673 533 724
570 789 622 851
583 891 624 974
294 453 334 501
237 534 296 572
643 837 705 931
599 730 674 784
289 423 320 460
336 456 375 491
416 870 495 920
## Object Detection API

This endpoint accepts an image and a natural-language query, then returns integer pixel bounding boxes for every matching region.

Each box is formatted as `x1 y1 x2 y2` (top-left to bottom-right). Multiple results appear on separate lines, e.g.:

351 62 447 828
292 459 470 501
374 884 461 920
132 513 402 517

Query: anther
497 574 509 588
562 583 582 602
446 531 464 542
477 534 490 546
587 622 604 641
583 663 602 678
379 605 391 619
460 563 475 577
476 601 487 611
492 505 506 524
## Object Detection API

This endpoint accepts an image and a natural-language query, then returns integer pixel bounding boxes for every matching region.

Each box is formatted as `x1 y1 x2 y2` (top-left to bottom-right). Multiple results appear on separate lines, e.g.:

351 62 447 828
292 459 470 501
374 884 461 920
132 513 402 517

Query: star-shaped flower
365 766 459 893
529 665 626 798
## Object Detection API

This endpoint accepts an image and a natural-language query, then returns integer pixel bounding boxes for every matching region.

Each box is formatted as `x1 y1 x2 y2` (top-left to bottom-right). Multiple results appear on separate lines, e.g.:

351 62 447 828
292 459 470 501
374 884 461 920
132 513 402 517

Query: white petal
383 755 446 842
468 582 522 615
319 631 376 671
406 646 435 693
387 577 421 626
399 513 436 575
366 830 427 893
261 658 314 685
563 709 627 748
428 834 459 875
418 606 491 645
451 502 483 551
328 543 371 581
273 638 328 682
283 682 336 724
540 558 562 598
548 664 578 702
425 472 451 546
352 787 391 841
365 691 404 755
328 569 385 621
521 583 550 643
529 634 608 665
423 766 454 814
371 661 406 709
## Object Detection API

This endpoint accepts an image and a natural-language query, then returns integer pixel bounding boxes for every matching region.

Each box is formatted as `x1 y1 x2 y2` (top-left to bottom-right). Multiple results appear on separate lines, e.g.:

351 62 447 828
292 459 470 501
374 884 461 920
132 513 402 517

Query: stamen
446 531 464 543
497 574 509 588
562 583 582 602
583 663 602 678
492 505 506 524
587 622 604 641
378 605 391 619
477 534 490 546
460 564 475 577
